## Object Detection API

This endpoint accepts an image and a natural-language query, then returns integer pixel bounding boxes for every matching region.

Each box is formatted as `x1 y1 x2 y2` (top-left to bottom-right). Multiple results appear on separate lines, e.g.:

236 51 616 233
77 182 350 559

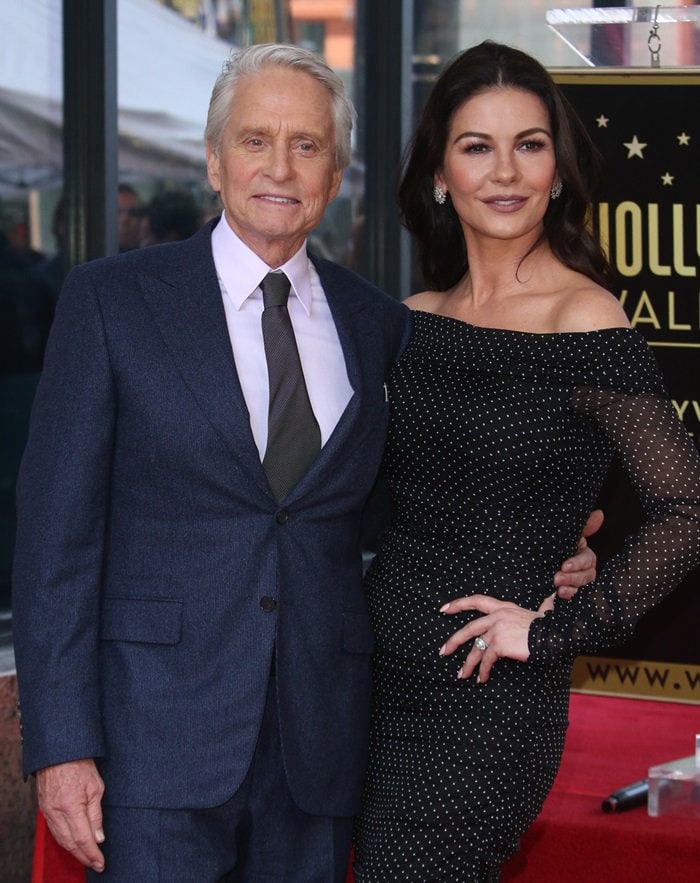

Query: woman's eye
464 143 488 154
520 140 545 151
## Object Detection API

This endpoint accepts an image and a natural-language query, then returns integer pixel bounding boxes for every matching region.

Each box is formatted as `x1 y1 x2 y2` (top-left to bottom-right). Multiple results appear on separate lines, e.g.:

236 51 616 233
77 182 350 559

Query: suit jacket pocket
342 611 375 655
101 596 183 645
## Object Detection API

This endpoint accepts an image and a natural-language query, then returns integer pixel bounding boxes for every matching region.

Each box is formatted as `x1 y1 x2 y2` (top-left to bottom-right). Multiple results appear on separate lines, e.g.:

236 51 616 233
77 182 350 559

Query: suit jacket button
260 596 277 612
275 509 288 524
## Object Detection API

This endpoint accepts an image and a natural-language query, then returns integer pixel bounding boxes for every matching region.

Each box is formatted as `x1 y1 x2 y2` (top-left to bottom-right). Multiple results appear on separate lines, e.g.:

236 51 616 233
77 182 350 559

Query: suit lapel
136 232 384 504
284 256 380 502
137 223 269 494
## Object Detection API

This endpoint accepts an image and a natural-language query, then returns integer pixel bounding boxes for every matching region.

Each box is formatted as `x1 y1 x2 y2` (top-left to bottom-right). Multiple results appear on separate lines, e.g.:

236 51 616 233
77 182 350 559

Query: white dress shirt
211 213 353 460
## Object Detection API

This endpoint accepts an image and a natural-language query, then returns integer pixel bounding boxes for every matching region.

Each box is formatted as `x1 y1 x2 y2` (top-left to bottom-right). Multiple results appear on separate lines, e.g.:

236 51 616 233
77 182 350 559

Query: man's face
206 66 343 267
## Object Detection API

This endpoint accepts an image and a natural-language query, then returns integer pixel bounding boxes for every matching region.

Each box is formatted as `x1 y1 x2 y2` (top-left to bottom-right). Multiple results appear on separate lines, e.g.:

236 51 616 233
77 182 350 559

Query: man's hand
37 758 106 872
552 508 604 601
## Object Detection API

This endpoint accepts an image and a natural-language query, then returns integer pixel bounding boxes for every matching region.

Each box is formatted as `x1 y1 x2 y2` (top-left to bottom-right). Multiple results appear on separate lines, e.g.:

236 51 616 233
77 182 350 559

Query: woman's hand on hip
438 595 542 684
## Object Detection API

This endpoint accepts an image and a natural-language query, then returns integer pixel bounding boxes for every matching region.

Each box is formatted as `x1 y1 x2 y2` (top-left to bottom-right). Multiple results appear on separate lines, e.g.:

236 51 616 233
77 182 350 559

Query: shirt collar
211 212 314 316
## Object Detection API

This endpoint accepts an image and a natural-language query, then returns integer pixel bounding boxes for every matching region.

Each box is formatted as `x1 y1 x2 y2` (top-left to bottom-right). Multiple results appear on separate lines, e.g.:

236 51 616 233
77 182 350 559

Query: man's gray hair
205 43 355 170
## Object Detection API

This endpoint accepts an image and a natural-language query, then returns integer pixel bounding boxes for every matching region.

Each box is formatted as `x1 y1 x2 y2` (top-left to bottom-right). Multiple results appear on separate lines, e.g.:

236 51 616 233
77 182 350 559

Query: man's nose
265 144 294 180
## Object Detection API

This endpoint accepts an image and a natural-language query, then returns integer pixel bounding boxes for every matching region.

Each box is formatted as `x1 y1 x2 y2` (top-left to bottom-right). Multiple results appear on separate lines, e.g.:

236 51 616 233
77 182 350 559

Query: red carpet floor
33 694 699 882
501 692 700 882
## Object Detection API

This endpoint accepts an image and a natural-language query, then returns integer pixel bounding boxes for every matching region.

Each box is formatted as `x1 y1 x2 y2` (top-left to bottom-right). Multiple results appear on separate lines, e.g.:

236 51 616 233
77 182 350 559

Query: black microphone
601 779 649 813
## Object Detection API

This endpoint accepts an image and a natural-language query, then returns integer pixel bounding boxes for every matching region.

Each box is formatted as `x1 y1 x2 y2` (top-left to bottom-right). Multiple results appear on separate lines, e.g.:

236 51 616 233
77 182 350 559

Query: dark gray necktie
260 272 321 502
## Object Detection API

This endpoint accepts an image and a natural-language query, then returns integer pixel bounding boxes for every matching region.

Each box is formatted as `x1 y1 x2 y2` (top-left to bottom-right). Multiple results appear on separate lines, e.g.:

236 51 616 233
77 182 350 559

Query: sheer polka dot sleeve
528 346 700 661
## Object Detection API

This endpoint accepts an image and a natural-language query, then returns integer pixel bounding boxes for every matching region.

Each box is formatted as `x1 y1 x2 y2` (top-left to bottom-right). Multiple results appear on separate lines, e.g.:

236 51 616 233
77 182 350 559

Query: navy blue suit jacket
12 220 410 816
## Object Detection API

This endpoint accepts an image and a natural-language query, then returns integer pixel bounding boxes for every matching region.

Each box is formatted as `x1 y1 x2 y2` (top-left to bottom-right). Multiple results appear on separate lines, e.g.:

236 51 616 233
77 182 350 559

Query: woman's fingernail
439 603 449 612
438 644 446 656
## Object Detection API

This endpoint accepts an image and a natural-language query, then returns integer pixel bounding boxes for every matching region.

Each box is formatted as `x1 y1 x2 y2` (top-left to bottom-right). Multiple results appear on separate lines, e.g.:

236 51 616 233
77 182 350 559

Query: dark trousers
88 678 353 882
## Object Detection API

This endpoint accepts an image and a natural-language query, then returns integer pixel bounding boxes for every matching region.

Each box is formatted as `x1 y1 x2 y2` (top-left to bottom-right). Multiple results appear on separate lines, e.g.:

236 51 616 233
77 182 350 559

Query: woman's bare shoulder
403 290 444 312
555 278 630 332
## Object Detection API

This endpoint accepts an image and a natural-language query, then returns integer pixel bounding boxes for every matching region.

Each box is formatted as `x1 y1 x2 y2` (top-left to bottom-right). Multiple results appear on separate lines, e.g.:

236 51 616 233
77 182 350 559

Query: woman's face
435 86 558 247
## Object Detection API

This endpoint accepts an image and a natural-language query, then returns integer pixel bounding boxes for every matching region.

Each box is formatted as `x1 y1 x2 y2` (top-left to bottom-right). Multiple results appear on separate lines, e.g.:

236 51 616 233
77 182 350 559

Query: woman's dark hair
398 40 612 291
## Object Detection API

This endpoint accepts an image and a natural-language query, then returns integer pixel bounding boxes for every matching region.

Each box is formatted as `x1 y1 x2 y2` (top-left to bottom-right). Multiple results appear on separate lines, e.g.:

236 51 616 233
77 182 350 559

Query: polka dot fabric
353 311 700 882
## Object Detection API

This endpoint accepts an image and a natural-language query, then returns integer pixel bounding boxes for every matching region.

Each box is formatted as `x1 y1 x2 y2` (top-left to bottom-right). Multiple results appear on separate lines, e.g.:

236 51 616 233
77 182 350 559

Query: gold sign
572 655 700 704
555 71 699 689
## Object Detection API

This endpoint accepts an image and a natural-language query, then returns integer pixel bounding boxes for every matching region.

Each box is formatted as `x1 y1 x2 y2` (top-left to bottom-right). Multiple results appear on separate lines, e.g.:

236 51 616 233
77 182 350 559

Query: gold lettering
673 400 690 420
668 291 692 330
648 205 671 276
693 401 700 422
597 202 700 279
672 205 697 277
629 291 661 328
597 203 610 259
622 289 700 333
615 202 643 276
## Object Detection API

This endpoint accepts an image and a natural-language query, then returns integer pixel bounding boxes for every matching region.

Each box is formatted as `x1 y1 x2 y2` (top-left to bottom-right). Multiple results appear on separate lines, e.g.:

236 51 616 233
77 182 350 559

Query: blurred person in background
117 183 144 252
143 188 202 244
0 210 54 613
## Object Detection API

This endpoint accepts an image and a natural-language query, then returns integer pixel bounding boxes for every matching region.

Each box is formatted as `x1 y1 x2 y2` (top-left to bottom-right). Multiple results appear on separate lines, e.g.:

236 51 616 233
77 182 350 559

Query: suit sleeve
12 264 115 776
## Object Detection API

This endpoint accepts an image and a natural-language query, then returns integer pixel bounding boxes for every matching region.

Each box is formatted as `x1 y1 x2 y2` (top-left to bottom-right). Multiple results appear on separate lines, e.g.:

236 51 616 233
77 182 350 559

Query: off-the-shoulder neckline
411 309 639 339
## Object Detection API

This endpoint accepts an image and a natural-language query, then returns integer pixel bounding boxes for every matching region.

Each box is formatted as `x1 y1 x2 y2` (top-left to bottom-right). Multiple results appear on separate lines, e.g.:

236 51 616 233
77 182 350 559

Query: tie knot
261 272 291 308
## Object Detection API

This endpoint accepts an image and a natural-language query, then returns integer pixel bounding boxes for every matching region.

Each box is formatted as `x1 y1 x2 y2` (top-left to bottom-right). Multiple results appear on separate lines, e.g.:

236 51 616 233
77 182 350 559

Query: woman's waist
378 519 573 583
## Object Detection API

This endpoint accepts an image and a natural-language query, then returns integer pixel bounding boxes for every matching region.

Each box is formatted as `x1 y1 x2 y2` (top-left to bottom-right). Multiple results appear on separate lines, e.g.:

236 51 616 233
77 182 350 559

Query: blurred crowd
0 185 208 609
32 184 210 306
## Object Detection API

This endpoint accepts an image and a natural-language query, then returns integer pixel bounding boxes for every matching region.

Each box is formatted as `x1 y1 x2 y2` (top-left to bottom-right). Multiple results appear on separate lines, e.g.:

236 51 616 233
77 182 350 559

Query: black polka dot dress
353 311 700 882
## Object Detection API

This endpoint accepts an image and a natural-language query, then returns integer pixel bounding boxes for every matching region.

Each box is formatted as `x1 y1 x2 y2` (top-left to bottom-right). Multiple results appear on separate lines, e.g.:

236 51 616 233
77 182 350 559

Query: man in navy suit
12 44 597 881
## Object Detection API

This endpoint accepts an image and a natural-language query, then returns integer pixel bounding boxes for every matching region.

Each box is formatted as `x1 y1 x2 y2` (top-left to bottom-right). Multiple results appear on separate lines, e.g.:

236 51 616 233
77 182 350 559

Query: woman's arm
439 387 700 683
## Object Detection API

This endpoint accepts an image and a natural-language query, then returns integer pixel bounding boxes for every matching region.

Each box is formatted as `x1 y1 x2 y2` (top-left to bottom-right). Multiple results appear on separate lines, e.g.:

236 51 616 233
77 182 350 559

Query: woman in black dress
353 41 700 882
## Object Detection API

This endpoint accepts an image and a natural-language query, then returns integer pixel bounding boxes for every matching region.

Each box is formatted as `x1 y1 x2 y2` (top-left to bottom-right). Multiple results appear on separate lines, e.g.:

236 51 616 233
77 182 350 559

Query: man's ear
206 143 221 192
329 167 343 202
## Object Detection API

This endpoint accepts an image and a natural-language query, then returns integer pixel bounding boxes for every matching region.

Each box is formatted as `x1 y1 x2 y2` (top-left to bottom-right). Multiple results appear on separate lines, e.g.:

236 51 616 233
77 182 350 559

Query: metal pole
62 0 118 269
361 0 413 298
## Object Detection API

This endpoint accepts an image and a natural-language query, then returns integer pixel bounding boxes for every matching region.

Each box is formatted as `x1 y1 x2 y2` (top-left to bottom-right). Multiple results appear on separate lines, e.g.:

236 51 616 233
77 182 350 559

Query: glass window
416 0 593 68
115 0 238 250
414 1 700 70
0 0 63 633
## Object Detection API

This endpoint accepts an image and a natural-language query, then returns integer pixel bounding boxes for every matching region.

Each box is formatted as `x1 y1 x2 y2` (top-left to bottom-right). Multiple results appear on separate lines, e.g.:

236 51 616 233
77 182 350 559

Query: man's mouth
257 195 298 204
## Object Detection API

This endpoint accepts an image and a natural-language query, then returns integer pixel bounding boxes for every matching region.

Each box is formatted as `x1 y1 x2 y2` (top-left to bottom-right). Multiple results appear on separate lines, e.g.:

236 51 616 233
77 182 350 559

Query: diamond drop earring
550 181 563 200
433 185 447 205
